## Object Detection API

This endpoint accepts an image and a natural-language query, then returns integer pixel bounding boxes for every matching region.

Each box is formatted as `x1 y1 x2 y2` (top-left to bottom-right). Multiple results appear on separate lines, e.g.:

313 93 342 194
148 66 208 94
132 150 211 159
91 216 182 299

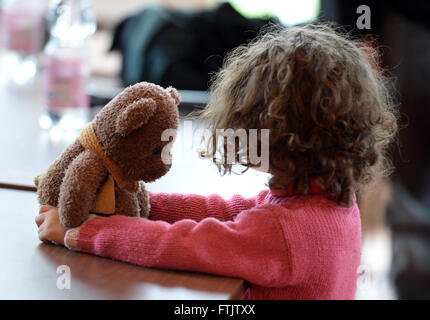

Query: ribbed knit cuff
64 228 81 251
64 215 97 251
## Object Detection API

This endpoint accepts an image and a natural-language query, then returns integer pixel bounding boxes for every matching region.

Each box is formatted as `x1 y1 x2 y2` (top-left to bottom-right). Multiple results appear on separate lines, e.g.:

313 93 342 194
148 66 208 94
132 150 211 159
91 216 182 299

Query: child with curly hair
35 25 397 300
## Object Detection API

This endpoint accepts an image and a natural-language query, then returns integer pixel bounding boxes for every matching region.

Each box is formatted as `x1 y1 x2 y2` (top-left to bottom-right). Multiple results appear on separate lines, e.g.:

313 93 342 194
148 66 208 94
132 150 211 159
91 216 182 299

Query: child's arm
64 204 292 288
148 190 269 223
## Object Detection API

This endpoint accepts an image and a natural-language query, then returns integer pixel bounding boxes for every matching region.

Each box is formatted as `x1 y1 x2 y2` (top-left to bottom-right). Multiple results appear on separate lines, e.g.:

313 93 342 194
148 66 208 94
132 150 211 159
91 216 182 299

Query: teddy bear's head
92 82 180 183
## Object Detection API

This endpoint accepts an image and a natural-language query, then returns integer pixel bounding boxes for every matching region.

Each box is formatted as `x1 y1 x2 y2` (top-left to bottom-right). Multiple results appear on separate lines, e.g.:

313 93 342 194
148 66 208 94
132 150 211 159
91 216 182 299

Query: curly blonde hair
198 24 398 206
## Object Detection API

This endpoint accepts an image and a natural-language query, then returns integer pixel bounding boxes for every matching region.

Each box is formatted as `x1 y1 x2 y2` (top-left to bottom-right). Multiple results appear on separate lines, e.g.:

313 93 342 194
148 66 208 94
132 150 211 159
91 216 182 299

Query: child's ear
115 98 157 136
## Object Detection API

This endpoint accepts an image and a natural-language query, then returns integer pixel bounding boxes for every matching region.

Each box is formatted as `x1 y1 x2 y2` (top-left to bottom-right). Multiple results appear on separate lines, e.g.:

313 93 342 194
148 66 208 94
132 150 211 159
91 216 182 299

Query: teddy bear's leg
59 150 107 228
36 140 84 207
136 181 150 218
114 189 140 217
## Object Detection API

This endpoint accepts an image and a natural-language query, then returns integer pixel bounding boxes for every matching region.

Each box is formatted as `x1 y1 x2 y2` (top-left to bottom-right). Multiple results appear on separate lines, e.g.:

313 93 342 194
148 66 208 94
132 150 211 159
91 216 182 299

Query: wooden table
0 188 246 299
0 75 269 299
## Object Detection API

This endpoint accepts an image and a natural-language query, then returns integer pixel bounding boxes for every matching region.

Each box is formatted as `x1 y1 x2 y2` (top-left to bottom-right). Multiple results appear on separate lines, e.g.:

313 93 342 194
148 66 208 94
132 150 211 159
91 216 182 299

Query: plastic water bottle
0 0 45 85
39 0 96 132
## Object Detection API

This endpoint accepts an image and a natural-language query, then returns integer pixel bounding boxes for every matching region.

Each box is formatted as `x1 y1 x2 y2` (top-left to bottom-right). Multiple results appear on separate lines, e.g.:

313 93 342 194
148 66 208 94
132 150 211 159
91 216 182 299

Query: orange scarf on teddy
79 123 140 214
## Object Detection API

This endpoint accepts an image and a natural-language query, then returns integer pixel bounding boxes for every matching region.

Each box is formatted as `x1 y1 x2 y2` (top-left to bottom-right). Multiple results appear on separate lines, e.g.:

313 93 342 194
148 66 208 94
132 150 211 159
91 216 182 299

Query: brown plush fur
35 82 180 228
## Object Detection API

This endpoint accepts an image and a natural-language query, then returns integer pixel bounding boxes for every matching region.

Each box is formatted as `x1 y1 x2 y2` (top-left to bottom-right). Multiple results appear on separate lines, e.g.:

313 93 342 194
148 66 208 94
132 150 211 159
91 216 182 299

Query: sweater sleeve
147 191 268 223
64 204 292 288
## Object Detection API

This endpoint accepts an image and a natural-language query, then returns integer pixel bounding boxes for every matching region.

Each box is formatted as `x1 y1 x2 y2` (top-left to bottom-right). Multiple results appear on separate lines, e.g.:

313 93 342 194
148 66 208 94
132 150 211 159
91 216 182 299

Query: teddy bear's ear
166 87 181 105
115 98 157 136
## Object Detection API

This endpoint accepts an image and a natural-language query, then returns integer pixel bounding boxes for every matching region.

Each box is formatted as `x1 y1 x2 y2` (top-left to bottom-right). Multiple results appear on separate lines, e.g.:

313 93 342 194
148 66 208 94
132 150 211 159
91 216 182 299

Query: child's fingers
38 228 49 242
35 214 45 227
37 223 46 234
39 205 54 214
37 223 54 243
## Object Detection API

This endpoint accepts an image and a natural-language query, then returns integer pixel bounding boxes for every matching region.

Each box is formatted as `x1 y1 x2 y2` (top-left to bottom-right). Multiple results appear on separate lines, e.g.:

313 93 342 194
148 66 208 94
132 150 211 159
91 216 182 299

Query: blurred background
1 0 429 299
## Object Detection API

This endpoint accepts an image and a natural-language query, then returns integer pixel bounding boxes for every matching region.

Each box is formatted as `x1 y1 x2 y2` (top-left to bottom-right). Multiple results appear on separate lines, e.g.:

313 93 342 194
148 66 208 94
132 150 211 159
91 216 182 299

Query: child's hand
35 205 66 246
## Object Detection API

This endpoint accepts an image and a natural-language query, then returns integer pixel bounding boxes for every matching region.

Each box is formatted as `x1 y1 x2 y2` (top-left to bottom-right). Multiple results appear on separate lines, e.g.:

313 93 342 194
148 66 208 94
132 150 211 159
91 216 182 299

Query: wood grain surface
0 188 246 299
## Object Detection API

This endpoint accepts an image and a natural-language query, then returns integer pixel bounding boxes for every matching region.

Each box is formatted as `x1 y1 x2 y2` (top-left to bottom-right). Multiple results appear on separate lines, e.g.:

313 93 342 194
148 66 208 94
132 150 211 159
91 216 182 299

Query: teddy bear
35 82 180 228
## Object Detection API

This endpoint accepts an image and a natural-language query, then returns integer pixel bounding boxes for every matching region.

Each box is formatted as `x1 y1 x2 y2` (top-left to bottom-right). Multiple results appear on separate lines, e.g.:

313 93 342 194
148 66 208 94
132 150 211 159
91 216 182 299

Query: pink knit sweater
64 182 361 300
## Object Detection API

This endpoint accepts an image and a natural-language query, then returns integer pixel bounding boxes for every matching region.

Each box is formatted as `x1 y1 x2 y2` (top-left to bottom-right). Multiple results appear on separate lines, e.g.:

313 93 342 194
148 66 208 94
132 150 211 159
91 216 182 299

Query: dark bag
111 3 277 90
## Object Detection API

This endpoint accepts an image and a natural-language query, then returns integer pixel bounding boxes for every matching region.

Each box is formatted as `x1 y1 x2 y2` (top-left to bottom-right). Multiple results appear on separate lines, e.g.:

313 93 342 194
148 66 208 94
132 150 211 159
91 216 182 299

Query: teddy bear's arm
35 139 84 207
58 150 108 228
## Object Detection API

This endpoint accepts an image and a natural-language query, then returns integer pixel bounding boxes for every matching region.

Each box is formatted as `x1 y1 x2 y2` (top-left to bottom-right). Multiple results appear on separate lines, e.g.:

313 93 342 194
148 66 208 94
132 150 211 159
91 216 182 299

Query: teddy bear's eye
152 146 162 155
